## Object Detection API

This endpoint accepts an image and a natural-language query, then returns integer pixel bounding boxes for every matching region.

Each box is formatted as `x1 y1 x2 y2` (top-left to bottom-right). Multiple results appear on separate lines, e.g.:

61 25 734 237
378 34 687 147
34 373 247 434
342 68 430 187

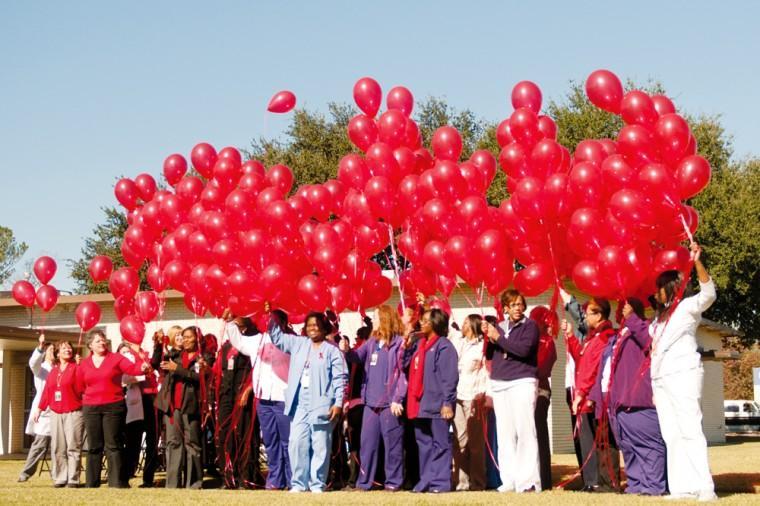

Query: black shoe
138 483 154 488
67 484 80 489
17 476 29 483
54 483 66 488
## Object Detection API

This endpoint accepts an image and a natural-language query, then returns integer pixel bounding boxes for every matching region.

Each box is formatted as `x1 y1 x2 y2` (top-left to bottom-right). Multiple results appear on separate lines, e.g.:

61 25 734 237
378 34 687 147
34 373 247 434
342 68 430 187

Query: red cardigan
567 321 615 413
77 352 146 406
39 363 83 413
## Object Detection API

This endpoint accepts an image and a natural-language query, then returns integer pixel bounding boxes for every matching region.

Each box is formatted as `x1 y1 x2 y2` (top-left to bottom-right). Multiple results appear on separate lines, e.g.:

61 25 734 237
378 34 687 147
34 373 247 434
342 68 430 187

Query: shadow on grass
715 473 760 494
551 464 584 491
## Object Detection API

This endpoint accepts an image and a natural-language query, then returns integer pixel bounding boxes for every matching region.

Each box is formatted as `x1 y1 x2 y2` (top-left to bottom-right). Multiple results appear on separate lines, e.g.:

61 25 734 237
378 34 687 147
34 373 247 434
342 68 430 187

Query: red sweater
39 363 83 413
77 352 146 406
567 321 614 413
536 334 557 391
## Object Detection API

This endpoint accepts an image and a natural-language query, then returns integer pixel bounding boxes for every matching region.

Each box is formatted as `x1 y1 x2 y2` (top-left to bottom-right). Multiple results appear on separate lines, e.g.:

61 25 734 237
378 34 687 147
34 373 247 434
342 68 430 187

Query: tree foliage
723 349 760 400
0 226 28 285
69 207 149 294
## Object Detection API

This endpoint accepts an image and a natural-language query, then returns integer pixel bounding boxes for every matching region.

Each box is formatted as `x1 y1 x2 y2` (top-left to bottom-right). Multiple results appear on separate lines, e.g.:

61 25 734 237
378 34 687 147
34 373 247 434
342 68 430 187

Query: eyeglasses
507 303 525 309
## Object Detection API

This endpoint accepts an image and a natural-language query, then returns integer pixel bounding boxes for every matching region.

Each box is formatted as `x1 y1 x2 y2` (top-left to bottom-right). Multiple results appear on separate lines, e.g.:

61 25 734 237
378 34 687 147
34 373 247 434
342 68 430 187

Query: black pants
566 388 583 468
402 416 420 490
124 420 144 480
535 394 552 490
83 401 127 488
596 416 621 492
141 394 159 485
578 412 599 488
346 405 364 487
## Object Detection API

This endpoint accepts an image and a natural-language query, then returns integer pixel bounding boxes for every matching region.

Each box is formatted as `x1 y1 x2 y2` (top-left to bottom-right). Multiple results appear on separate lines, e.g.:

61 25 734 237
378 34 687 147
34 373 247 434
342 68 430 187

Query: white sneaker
697 491 718 502
497 484 515 493
311 489 324 494
666 492 697 500
289 488 305 493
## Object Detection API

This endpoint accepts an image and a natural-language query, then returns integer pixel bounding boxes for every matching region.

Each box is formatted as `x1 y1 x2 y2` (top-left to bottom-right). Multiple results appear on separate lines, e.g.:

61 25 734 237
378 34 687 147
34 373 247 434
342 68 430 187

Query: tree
0 226 28 285
69 207 149 294
723 348 760 400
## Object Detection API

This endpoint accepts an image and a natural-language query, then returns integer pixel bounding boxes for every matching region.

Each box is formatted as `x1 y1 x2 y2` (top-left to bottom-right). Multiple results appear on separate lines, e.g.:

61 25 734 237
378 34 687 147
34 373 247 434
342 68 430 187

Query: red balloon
567 162 603 209
585 69 624 113
136 291 160 322
651 94 676 115
305 185 331 222
134 173 157 202
163 260 189 291
365 142 400 184
654 113 691 163
124 225 151 257
377 109 408 149
33 256 57 285
183 294 207 317
259 264 291 302
353 77 382 118
175 176 204 207
403 120 421 149
75 301 101 332
638 163 679 208
470 149 497 186
347 114 378 152
267 90 296 113
114 178 139 210
537 115 557 140
431 126 463 161
338 154 370 190
297 274 330 311
600 155 635 196
495 119 514 148
35 285 58 312
364 176 396 221
508 108 540 147
609 189 656 227
511 177 545 221
514 263 553 296
574 140 606 167
459 161 485 196
386 86 414 117
109 267 139 299
498 142 529 179
120 314 145 345
423 240 453 278
213 158 242 193
511 81 542 113
113 295 135 321
572 260 606 297
621 90 658 126
531 139 564 178
567 208 605 258
432 160 466 200
542 173 571 219
266 164 294 195
355 224 383 257
163 154 188 186
616 124 659 167
329 284 352 313
190 142 218 179
675 155 711 199
11 280 36 307
146 264 166 292
242 159 266 177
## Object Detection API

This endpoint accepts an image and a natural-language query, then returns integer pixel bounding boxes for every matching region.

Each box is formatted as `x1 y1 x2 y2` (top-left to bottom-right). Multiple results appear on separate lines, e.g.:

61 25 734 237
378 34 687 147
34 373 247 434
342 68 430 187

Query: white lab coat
26 348 52 436
224 322 289 402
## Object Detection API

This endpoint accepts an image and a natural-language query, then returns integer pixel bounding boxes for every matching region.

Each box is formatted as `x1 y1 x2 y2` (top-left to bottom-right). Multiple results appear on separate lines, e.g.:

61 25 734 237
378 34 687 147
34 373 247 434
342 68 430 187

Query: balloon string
456 284 477 309
386 223 405 312
679 212 695 246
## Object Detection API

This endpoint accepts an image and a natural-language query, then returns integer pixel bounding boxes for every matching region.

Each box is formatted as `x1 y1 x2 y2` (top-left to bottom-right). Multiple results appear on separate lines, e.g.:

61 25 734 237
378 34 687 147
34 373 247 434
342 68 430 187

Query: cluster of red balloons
11 256 59 313
499 70 710 300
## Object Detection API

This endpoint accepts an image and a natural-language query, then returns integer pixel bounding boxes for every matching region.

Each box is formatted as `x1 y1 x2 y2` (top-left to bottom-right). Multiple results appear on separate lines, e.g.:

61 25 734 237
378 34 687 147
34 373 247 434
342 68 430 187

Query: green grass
3 437 759 505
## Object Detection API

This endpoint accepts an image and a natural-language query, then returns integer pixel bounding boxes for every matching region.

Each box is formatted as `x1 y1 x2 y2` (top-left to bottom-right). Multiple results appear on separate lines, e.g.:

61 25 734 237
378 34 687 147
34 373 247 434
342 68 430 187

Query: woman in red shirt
34 340 84 487
77 330 148 488
563 298 617 492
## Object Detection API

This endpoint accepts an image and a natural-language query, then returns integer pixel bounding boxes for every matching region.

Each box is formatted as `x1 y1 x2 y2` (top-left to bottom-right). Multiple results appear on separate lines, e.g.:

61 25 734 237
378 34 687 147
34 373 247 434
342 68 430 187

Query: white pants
50 410 84 485
492 379 541 492
653 367 714 496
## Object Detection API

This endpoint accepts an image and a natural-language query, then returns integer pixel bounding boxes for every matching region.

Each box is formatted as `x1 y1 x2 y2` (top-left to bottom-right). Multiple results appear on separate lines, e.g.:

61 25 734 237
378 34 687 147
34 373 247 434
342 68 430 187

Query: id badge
227 357 235 371
301 367 311 388
194 363 200 374
370 352 378 366
54 391 62 402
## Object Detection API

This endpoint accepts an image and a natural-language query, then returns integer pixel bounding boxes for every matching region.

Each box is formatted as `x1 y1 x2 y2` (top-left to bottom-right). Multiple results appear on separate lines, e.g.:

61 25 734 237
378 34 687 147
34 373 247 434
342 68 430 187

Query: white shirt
225 322 289 402
650 278 716 380
450 330 487 401
27 348 52 436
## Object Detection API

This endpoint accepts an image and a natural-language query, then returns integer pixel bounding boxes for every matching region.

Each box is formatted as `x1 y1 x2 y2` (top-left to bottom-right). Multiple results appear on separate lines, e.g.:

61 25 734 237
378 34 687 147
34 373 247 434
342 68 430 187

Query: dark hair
425 308 449 337
181 326 200 351
500 289 526 309
626 298 646 320
305 312 332 336
356 325 372 342
86 329 107 348
655 270 683 317
464 314 484 340
484 315 499 326
588 298 611 320
239 317 259 336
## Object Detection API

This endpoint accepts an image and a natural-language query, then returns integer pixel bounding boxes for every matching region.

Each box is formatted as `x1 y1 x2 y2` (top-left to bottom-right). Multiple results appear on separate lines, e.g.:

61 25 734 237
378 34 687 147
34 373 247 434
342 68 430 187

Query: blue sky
1 0 758 291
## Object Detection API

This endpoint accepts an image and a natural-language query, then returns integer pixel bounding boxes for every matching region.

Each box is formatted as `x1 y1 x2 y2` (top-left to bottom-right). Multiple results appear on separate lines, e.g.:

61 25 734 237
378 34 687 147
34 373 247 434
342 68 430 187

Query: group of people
19 242 718 500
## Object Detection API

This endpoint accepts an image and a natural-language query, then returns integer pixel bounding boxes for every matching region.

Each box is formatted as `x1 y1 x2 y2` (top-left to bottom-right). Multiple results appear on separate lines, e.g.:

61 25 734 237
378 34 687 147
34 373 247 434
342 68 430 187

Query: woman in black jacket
159 326 204 489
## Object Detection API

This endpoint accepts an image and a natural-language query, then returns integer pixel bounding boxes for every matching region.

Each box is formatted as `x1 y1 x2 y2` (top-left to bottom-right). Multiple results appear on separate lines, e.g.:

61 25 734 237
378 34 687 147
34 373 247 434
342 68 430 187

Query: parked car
724 400 760 432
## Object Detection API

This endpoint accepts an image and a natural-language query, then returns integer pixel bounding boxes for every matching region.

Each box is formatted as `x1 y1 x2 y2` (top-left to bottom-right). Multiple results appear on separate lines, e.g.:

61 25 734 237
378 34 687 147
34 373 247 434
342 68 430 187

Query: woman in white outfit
650 242 717 501
19 334 54 483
